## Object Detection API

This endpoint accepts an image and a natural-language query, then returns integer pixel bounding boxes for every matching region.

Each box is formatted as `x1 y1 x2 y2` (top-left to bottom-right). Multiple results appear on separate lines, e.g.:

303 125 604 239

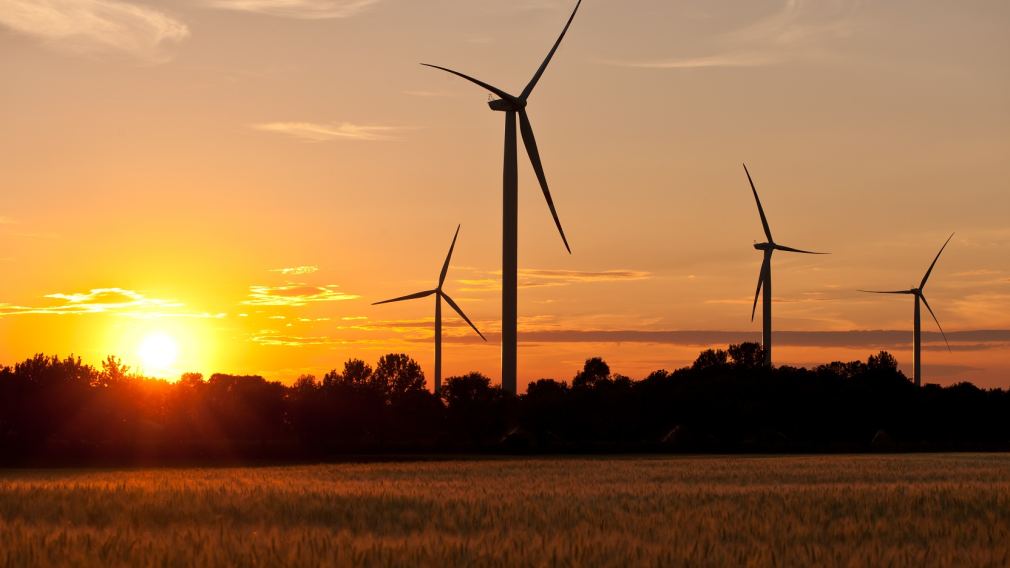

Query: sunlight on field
0 455 1008 567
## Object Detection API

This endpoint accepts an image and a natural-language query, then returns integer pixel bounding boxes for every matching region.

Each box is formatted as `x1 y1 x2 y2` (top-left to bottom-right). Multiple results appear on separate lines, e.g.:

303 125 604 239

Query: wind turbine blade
920 293 951 352
775 244 828 255
520 0 583 100
439 225 461 288
441 292 486 341
372 289 436 305
751 256 768 322
920 232 954 290
743 163 773 242
858 289 914 294
519 110 571 253
420 64 514 101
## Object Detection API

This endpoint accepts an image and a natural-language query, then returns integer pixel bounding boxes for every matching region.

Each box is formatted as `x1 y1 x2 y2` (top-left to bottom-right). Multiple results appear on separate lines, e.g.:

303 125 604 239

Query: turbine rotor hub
488 97 526 112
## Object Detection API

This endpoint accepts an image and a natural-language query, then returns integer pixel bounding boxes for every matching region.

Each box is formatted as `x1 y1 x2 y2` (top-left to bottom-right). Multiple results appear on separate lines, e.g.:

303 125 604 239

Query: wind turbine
860 234 954 387
744 163 828 366
422 0 582 394
373 225 486 395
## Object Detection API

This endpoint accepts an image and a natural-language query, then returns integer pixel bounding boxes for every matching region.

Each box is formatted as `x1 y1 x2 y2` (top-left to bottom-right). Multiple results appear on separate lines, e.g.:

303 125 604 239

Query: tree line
0 344 1007 465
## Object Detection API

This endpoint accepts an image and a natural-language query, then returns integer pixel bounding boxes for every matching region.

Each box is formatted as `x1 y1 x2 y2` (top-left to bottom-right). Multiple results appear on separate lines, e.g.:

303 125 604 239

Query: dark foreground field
1 455 1008 567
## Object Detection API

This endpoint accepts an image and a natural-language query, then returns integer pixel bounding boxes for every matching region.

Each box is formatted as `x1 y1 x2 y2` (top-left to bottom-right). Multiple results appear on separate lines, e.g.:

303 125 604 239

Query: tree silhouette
868 351 899 373
527 378 569 398
372 354 426 400
98 356 130 387
442 372 496 407
573 357 610 389
0 345 1008 464
325 359 372 389
442 372 511 446
728 343 765 369
692 349 728 371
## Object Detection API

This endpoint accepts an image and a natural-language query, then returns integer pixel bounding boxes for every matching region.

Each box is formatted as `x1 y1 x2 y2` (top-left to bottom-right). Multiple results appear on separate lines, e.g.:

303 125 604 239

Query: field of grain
0 454 1008 567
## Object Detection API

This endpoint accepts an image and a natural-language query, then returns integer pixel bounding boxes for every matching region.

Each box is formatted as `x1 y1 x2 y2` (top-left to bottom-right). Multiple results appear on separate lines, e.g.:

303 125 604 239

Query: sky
1 0 1008 389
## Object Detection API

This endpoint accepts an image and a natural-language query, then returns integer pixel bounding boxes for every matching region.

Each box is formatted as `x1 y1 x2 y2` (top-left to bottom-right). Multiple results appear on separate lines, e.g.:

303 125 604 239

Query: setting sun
137 333 179 377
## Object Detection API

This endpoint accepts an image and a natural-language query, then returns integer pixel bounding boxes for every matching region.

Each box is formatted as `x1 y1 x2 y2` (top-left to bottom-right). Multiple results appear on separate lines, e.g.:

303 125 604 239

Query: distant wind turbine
422 0 582 394
860 233 954 387
373 225 486 395
744 163 828 366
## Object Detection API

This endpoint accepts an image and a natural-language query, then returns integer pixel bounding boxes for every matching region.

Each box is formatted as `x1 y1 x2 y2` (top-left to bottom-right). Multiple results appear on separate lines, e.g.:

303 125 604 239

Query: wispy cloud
522 269 652 283
403 90 455 98
244 284 359 306
705 295 834 306
505 0 567 14
613 53 777 70
207 0 379 19
348 316 481 335
604 0 861 70
35 288 178 313
252 331 339 347
0 0 189 62
269 265 319 276
460 269 651 292
0 288 222 319
252 122 403 142
351 314 573 339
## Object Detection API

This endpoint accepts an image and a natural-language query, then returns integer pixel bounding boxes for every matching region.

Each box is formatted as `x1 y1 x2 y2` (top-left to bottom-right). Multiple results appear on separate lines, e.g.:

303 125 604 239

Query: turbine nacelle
488 97 526 112
754 242 772 251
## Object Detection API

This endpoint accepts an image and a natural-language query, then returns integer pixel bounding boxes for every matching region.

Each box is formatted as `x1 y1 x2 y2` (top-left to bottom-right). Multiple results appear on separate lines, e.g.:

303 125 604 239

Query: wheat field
0 455 1008 567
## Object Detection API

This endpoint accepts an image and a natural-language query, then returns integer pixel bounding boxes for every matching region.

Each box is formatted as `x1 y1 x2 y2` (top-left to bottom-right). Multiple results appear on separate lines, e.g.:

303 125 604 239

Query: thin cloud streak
606 0 861 70
252 122 404 142
270 266 319 276
460 269 651 292
0 288 223 319
0 0 189 62
244 284 359 306
207 0 380 19
252 332 339 347
522 269 652 282
601 53 775 70
402 90 456 98
349 317 490 335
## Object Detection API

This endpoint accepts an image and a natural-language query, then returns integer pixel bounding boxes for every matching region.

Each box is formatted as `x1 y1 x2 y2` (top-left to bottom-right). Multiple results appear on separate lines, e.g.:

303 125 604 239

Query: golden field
0 455 1008 567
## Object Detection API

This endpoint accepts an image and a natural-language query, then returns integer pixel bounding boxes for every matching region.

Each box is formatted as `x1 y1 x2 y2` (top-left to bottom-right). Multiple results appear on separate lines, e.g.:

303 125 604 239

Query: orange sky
1 0 1009 389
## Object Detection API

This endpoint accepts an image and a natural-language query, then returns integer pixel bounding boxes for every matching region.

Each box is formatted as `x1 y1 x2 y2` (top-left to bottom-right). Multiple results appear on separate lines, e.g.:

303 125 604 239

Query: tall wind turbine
373 225 486 395
744 163 827 366
860 233 954 387
422 0 581 394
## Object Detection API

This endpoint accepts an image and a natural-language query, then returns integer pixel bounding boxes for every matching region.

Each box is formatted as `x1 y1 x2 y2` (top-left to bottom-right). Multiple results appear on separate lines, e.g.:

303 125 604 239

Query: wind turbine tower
373 225 486 395
860 234 954 387
423 0 582 393
744 164 828 366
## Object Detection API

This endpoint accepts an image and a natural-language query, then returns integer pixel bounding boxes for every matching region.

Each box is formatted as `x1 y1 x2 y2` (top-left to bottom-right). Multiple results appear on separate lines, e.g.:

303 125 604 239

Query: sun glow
101 318 218 382
138 333 179 376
